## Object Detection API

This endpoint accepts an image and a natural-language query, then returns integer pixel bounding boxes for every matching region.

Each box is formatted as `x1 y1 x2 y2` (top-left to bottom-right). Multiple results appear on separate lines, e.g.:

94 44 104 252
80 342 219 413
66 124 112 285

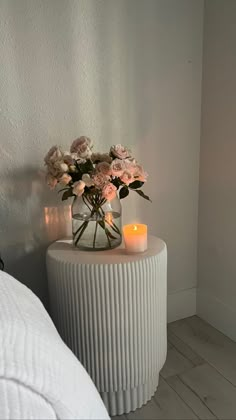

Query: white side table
46 236 167 416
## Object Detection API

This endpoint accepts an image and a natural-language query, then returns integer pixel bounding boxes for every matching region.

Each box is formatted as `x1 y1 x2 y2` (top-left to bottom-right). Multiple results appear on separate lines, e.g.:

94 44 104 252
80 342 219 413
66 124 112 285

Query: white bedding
0 271 109 420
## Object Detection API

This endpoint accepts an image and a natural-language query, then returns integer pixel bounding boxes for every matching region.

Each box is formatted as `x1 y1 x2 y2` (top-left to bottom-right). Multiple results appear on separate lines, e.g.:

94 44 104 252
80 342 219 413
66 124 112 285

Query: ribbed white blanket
0 271 109 420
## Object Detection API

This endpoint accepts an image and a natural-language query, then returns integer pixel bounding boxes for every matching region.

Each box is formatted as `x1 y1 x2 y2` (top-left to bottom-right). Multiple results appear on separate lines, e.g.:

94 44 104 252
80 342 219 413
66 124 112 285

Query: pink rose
110 144 131 159
96 161 111 176
73 180 85 196
102 183 117 201
70 136 93 158
134 164 148 182
59 173 72 185
110 159 125 177
92 172 110 188
44 146 63 165
124 158 137 175
63 153 76 166
120 170 134 185
91 153 112 163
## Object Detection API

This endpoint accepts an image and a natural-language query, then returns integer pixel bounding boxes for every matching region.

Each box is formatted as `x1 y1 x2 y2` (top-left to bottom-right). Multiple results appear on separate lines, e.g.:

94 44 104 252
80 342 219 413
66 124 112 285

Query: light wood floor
112 315 236 420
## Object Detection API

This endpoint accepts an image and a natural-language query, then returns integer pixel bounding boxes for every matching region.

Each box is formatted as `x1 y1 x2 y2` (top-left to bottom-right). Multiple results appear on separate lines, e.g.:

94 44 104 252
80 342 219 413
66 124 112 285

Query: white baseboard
197 289 236 342
167 287 196 323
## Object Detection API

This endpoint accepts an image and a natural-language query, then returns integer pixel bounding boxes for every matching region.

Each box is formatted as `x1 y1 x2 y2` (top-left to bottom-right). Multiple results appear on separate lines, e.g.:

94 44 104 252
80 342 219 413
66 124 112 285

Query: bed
0 270 109 420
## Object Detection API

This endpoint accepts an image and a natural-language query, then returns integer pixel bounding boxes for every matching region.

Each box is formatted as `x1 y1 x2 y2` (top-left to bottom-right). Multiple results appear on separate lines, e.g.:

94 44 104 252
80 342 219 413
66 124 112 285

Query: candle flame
133 225 138 231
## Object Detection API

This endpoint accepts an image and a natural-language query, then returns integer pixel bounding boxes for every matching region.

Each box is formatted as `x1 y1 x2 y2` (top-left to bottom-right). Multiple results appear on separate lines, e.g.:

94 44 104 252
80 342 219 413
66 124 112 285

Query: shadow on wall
0 0 163 306
0 0 80 306
0 167 71 307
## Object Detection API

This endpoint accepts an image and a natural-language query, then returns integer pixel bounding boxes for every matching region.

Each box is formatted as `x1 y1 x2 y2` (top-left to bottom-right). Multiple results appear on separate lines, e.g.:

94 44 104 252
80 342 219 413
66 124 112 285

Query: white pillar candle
123 224 147 253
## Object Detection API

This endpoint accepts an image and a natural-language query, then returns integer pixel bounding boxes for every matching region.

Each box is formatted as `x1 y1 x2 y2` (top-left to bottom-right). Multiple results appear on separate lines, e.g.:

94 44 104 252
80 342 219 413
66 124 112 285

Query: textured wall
0 0 203 313
197 0 236 340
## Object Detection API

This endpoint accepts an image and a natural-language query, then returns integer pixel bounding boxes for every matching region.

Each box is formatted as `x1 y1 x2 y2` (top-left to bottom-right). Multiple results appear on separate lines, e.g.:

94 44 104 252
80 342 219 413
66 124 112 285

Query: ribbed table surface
47 236 167 416
47 235 165 264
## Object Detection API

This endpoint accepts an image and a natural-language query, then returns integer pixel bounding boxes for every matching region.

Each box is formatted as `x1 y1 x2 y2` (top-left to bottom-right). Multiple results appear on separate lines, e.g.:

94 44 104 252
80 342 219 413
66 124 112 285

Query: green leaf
129 180 144 189
98 220 105 229
98 221 117 240
58 187 69 193
70 172 81 183
105 229 117 240
74 221 89 245
112 177 121 189
134 189 152 202
78 159 94 174
61 189 74 201
119 186 129 199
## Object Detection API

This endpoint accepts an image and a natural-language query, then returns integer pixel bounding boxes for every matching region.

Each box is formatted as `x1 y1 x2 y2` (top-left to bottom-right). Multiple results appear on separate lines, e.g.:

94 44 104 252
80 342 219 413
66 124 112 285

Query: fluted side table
46 236 167 416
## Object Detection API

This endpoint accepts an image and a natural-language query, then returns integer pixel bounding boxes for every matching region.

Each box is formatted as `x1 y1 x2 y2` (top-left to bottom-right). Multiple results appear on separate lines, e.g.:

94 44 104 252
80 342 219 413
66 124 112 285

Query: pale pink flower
110 159 125 177
110 144 131 160
134 164 148 182
82 173 94 187
46 174 57 189
73 180 85 196
124 158 137 175
91 153 112 164
46 162 66 180
55 161 69 173
70 136 93 158
120 170 134 185
63 153 76 166
92 172 110 188
96 161 112 176
59 173 72 185
44 146 63 165
46 162 64 178
102 183 117 201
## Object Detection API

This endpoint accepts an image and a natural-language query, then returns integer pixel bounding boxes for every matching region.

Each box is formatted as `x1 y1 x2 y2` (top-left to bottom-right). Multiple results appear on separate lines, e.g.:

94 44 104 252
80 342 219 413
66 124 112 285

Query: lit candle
123 224 147 253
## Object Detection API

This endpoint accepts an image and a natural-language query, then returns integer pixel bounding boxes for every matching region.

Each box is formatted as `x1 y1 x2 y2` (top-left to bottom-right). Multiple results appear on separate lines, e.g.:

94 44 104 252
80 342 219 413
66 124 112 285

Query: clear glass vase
71 193 122 250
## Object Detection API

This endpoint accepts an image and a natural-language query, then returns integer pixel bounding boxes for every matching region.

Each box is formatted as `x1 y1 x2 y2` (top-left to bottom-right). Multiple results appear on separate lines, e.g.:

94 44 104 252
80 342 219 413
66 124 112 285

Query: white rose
69 165 77 172
73 180 85 196
55 162 68 173
82 173 94 187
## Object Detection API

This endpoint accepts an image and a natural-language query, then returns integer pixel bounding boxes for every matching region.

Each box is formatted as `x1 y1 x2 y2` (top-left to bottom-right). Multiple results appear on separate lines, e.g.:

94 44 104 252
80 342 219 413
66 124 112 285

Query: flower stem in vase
74 221 89 246
93 220 98 248
44 137 150 250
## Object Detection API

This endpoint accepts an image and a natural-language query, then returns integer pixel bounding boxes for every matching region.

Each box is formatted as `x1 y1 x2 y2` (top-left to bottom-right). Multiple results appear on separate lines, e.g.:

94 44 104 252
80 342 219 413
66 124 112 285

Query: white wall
197 0 236 340
0 0 203 319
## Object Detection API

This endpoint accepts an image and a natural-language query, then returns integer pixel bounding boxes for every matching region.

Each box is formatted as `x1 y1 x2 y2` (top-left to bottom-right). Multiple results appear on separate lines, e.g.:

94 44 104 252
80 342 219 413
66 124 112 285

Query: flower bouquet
44 136 151 250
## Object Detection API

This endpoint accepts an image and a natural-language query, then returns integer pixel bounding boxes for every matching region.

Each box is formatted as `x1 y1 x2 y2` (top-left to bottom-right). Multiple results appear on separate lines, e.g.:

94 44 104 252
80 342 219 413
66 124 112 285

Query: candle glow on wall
44 205 71 241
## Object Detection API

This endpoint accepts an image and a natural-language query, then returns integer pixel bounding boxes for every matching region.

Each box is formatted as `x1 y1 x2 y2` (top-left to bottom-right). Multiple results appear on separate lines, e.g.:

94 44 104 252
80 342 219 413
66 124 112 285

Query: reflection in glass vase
72 193 122 250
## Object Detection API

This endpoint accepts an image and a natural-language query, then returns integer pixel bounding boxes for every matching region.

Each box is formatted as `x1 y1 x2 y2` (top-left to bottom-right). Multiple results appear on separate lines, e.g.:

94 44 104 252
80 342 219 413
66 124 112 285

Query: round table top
47 236 166 265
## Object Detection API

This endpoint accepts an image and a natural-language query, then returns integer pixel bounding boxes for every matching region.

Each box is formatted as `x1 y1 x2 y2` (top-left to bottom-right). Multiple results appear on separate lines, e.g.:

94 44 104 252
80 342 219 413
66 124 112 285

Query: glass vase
71 193 122 250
